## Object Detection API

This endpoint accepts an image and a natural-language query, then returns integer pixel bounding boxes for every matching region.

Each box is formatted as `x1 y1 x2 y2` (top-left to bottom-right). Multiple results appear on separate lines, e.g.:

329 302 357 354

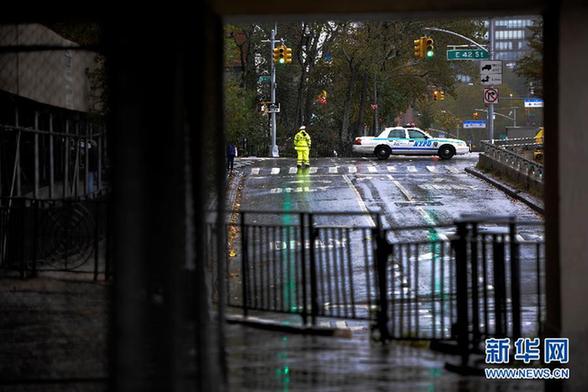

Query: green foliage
516 19 543 97
224 18 486 156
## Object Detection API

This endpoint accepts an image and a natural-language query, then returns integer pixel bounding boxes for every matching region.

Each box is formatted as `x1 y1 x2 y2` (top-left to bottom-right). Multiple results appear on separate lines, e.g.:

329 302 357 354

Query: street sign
258 75 271 83
524 98 544 108
480 60 503 85
463 120 486 128
484 88 499 104
268 103 280 113
447 49 489 60
481 74 503 85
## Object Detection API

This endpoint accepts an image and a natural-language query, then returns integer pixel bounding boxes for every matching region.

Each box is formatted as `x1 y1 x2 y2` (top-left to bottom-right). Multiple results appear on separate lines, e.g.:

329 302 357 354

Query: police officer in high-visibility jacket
294 126 311 168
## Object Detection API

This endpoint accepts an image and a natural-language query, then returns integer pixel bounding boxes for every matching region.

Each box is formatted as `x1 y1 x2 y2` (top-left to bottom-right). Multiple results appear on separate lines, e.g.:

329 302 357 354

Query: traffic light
413 38 423 59
473 112 480 119
438 90 445 100
285 47 293 63
273 45 286 64
425 36 434 58
432 90 439 101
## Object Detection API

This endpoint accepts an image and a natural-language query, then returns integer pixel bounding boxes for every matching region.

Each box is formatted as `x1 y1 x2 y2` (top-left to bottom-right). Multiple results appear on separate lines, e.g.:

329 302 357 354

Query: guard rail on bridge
207 210 545 370
480 140 543 184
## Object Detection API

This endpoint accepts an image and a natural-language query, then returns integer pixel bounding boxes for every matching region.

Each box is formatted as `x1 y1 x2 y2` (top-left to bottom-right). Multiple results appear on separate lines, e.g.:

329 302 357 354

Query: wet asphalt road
230 154 544 335
238 153 541 226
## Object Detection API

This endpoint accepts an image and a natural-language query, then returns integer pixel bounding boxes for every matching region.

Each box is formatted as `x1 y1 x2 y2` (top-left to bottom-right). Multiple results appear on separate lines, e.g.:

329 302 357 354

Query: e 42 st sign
447 49 489 60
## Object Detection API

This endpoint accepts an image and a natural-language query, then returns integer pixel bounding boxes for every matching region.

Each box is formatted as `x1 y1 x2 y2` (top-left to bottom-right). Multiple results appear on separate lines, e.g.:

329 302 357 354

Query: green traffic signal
425 37 434 58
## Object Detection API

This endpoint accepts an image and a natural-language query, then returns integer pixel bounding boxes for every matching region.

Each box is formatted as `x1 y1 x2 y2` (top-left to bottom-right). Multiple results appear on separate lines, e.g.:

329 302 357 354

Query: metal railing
209 211 545 353
480 140 544 183
0 197 110 280
0 96 108 200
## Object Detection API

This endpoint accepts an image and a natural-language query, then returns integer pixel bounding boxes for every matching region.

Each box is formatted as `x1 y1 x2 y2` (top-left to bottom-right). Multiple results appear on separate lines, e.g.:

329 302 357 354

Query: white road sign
484 88 499 104
481 73 502 85
480 61 502 74
480 60 503 85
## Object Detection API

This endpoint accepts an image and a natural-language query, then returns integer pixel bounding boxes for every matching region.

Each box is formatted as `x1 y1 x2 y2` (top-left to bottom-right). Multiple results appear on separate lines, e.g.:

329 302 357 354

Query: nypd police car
352 126 469 160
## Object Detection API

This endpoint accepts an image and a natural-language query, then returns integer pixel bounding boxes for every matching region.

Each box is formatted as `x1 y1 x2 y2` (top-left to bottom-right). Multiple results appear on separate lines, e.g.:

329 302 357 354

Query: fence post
299 213 308 326
470 222 481 349
93 201 100 281
308 213 318 327
493 236 507 337
240 212 248 318
508 218 521 340
453 220 470 368
374 216 389 342
31 200 39 278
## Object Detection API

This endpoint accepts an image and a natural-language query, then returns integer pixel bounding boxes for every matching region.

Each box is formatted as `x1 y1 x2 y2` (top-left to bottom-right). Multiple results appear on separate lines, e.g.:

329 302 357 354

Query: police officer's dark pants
227 156 235 171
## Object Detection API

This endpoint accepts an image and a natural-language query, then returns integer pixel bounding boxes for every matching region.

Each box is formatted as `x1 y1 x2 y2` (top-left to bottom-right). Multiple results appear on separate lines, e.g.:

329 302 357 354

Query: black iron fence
0 197 110 279
208 211 545 362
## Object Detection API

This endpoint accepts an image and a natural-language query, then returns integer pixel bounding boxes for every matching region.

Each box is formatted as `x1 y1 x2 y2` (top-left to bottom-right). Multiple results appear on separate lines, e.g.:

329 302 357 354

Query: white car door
387 129 410 154
407 129 435 155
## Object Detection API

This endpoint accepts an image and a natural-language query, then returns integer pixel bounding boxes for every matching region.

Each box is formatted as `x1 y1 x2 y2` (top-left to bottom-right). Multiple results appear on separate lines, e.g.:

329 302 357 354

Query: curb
465 167 544 214
226 314 352 338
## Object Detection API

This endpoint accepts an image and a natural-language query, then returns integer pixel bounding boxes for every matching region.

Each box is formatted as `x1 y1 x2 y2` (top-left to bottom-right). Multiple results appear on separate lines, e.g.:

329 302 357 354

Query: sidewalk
0 276 109 391
225 321 543 391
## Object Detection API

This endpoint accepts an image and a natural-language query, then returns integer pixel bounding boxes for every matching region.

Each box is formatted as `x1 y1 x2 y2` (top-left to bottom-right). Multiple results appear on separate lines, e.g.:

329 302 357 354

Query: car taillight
354 138 362 145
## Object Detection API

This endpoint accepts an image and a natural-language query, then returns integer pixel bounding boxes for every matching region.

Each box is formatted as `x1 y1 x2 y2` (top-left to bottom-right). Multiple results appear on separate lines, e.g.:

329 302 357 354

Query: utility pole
487 18 495 140
269 23 279 157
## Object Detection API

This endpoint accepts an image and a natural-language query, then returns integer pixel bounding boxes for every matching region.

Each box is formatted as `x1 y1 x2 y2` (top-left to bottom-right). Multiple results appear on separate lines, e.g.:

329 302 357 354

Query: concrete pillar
546 1 588 390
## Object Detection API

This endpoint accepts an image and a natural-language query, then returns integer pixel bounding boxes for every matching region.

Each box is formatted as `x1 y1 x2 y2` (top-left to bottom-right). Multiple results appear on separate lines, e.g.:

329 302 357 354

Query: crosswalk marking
248 164 467 175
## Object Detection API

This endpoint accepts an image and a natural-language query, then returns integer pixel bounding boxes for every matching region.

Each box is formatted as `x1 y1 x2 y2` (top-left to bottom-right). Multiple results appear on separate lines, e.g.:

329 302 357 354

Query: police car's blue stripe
393 147 438 150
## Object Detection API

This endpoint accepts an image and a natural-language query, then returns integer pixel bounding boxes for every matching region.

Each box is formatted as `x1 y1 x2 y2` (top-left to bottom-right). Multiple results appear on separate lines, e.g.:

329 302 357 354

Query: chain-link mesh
0 23 108 200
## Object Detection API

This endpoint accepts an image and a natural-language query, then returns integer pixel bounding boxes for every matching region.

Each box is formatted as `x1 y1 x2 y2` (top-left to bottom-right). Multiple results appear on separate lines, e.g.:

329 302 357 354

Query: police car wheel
438 145 455 160
374 145 391 160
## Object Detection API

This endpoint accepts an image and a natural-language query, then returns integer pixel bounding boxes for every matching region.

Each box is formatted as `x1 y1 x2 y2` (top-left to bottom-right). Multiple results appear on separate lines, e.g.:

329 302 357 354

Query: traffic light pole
270 23 279 157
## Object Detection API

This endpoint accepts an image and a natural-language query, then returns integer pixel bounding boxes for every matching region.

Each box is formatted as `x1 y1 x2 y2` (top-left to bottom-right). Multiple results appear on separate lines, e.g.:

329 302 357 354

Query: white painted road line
426 166 438 173
387 166 397 172
289 167 297 174
348 166 357 174
388 175 413 201
329 166 339 173
271 167 280 175
251 168 260 175
342 174 375 227
407 166 417 173
309 167 318 174
368 166 377 173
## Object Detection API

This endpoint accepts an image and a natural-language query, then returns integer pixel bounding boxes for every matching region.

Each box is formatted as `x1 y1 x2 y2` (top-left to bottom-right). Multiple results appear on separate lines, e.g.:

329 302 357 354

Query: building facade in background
488 16 539 68
0 24 100 112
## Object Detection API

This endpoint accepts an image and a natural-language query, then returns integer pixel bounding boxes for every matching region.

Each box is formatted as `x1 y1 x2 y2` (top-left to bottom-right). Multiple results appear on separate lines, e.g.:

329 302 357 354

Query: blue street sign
463 120 487 129
524 98 544 108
